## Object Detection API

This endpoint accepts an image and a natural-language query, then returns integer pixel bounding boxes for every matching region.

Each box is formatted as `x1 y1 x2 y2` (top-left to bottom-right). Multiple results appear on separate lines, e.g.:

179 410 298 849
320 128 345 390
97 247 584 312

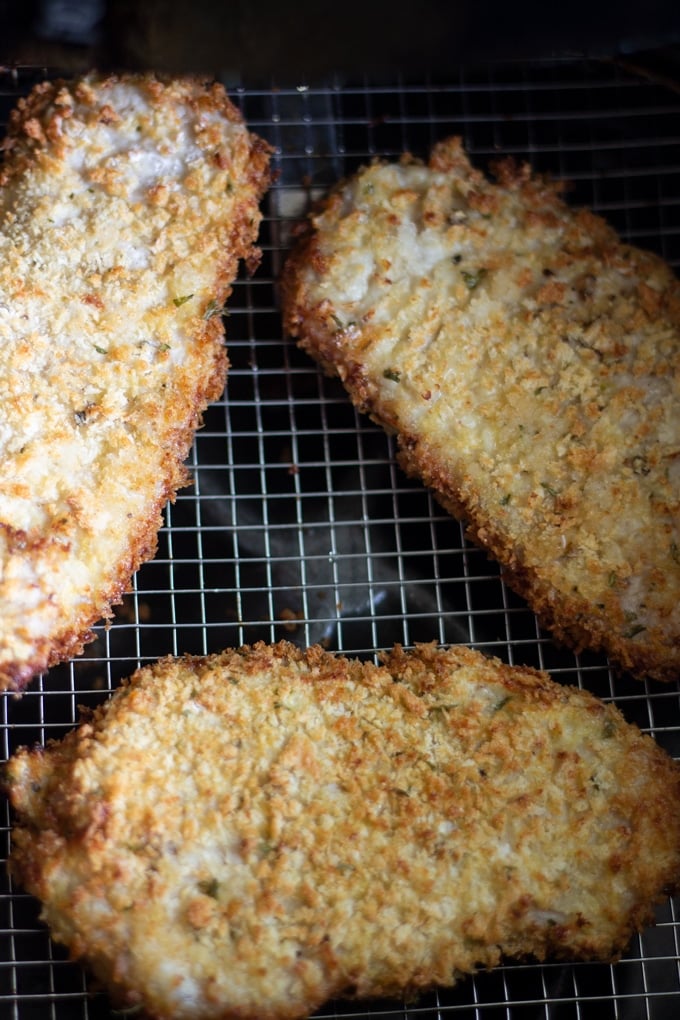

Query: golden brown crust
281 138 680 683
6 640 680 1018
0 73 272 692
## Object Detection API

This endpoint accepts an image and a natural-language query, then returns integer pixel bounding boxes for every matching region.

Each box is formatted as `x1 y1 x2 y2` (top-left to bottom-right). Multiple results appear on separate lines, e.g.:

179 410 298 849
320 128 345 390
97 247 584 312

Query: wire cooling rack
1 57 680 1020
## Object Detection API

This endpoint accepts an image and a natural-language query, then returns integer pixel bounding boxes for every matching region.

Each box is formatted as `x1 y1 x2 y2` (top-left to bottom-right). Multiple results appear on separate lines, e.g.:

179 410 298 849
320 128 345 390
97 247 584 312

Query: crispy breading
0 73 271 692
281 138 680 682
6 640 680 1020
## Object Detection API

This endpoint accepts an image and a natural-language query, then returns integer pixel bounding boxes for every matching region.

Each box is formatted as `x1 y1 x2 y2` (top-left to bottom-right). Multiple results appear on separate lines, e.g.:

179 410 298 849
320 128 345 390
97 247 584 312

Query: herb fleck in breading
0 73 271 692
281 137 680 682
5 641 680 1020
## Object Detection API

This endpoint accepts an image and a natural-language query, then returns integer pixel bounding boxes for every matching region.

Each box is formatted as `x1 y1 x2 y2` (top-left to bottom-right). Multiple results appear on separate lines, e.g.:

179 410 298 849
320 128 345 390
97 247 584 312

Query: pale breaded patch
0 73 271 691
281 138 680 682
5 640 680 1019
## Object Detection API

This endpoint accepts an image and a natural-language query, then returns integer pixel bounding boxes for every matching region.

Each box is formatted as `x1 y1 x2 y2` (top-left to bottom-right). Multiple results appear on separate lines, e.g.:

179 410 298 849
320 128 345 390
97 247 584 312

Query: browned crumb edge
280 257 679 686
0 81 273 694
0 343 227 695
5 640 680 1020
399 440 680 684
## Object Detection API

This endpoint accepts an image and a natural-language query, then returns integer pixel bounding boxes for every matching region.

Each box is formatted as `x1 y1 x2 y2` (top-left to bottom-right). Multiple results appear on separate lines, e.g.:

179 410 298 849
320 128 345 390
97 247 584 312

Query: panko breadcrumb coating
281 138 680 682
6 640 680 1020
0 73 271 692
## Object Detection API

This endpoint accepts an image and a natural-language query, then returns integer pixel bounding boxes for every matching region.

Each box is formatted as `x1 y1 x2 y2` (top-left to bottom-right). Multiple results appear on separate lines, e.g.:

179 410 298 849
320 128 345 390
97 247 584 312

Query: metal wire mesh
1 56 680 1019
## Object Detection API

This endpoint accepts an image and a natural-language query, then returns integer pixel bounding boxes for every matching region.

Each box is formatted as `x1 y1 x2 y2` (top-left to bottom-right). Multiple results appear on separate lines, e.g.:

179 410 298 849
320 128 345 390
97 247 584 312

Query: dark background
1 0 679 77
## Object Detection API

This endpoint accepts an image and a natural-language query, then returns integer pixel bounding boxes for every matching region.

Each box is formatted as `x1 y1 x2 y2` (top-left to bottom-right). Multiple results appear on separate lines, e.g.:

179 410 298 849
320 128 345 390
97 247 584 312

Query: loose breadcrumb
281 138 680 682
0 73 271 691
6 640 680 1019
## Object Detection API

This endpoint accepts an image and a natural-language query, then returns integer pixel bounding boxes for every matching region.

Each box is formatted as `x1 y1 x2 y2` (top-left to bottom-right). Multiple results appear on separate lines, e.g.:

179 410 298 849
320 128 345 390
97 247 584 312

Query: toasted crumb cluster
281 137 680 682
0 73 271 691
6 641 680 1019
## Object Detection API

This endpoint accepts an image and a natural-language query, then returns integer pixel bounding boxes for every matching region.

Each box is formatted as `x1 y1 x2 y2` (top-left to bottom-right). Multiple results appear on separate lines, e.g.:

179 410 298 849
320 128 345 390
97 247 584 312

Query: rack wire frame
1 56 680 1019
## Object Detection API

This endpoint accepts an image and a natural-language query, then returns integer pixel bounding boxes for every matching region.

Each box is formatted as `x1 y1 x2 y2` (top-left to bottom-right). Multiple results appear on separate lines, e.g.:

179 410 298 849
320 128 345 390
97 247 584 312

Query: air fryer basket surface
1 58 679 1020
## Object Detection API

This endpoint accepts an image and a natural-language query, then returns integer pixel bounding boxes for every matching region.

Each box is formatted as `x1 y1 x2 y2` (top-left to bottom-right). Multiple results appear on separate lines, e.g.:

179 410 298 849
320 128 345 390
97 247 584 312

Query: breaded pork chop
0 73 270 692
6 641 680 1020
281 138 680 683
